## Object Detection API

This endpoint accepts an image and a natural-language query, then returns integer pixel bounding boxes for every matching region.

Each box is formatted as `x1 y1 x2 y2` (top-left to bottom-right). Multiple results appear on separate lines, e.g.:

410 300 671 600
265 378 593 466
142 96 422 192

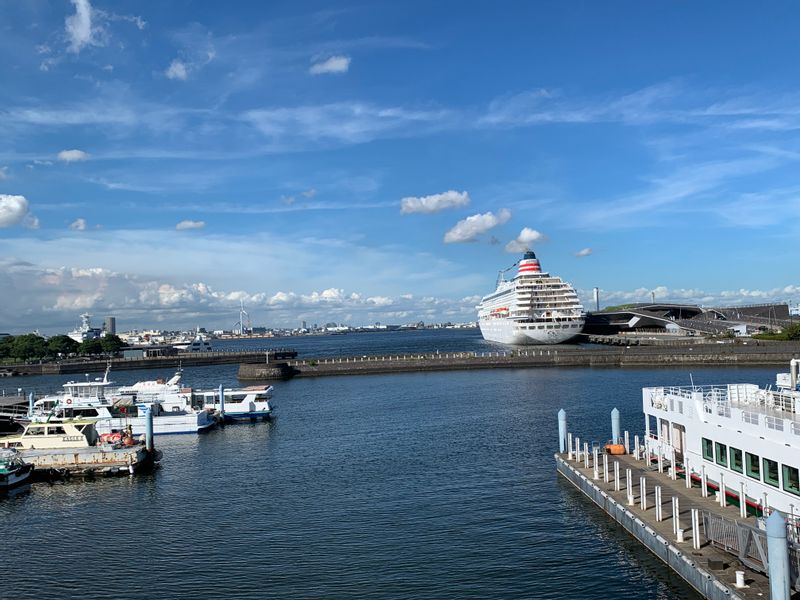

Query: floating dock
555 423 799 599
238 342 800 380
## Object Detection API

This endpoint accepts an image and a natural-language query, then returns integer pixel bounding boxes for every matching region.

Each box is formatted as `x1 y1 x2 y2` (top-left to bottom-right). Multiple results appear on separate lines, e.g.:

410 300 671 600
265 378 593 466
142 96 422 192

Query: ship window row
701 437 800 496
520 324 582 329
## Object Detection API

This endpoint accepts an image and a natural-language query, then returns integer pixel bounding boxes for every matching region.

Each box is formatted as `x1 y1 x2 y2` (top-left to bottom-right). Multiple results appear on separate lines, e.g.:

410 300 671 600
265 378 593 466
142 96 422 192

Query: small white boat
194 385 274 421
173 332 212 352
0 449 34 491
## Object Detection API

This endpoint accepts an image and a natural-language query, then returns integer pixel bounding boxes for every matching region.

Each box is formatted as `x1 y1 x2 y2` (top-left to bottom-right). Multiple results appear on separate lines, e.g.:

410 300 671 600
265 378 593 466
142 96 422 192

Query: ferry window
48 426 66 435
745 453 760 480
715 442 728 467
783 465 800 496
701 438 714 461
763 458 779 488
729 447 743 473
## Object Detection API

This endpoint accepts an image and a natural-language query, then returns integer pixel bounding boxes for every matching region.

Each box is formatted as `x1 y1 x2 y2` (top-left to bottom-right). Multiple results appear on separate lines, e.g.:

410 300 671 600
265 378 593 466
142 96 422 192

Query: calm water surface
2 334 784 598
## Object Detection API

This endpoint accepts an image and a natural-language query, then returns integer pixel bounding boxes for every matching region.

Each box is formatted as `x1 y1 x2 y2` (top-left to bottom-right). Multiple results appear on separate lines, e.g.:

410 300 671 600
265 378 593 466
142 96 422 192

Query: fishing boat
643 359 800 518
0 449 34 491
477 250 585 345
193 385 274 421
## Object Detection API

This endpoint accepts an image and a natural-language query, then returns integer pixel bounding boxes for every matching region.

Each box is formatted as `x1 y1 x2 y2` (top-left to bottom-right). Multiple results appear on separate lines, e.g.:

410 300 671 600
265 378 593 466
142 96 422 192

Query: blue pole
28 392 34 417
558 409 567 453
766 511 791 600
145 407 154 451
611 408 620 445
218 384 225 421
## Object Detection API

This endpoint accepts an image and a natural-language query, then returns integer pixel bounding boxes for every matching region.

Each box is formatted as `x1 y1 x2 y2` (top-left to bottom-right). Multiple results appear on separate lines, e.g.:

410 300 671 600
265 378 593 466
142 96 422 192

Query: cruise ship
477 250 585 345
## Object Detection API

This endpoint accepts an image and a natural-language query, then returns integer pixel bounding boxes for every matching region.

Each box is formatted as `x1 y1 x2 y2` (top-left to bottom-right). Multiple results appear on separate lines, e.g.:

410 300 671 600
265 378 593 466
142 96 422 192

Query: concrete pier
556 449 777 599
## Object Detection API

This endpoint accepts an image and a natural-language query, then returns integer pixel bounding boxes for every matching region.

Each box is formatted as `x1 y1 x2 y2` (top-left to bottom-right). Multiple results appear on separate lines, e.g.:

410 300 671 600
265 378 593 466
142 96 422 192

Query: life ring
66 398 73 405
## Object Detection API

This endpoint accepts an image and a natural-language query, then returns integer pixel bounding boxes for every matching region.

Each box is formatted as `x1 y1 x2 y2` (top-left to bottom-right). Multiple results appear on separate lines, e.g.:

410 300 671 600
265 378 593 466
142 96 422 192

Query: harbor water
1 331 785 599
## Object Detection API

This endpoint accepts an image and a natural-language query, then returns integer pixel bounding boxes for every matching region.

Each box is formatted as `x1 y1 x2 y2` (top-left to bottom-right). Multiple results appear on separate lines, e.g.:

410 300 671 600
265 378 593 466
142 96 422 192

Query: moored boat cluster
0 367 275 492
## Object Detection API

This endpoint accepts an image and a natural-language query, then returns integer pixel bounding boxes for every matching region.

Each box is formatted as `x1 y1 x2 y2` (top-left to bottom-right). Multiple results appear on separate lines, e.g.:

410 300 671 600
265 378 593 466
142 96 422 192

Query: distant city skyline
2 2 800 334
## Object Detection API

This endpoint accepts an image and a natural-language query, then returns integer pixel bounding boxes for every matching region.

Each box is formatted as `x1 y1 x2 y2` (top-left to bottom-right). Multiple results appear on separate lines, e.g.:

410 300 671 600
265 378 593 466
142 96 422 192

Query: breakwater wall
12 350 296 376
238 342 800 379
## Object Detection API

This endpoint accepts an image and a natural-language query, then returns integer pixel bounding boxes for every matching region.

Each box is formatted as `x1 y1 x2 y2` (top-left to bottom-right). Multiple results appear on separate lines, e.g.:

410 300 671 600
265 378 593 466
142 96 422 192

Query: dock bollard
672 497 680 535
655 486 662 521
739 482 747 519
611 408 620 444
583 442 589 469
603 454 609 484
28 392 34 417
614 461 620 492
558 409 567 453
640 477 647 511
766 511 791 600
634 435 640 460
218 384 225 422
685 457 692 489
626 469 634 505
691 509 701 550
657 452 664 474
719 473 726 507
701 466 708 498
567 433 573 460
145 407 154 452
593 448 599 480
623 430 629 455
677 528 685 543
575 436 581 461
670 448 677 480
735 571 745 589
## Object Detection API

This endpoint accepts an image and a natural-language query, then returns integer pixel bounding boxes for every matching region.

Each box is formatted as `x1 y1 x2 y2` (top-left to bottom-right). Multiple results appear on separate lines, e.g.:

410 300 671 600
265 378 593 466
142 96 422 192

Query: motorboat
0 449 34 491
193 385 274 421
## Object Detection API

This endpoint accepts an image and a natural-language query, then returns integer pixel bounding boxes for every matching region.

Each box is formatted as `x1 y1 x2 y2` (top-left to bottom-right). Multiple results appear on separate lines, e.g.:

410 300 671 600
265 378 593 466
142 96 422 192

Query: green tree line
0 334 125 361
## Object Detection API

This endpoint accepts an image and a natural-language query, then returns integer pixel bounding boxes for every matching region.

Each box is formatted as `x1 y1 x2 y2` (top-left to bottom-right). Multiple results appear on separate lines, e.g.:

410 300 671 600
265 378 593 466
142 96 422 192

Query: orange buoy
605 443 626 455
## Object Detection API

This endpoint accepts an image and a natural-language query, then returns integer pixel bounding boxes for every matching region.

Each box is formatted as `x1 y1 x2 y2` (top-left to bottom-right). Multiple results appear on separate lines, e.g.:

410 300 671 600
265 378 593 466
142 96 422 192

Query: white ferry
193 385 274 422
643 360 800 517
477 250 585 345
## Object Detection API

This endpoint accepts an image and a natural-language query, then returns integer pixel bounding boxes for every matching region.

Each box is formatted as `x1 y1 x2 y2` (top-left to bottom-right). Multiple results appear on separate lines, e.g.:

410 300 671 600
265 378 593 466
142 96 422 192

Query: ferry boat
0 449 34 491
643 359 800 517
173 332 212 352
193 385 274 421
477 250 585 345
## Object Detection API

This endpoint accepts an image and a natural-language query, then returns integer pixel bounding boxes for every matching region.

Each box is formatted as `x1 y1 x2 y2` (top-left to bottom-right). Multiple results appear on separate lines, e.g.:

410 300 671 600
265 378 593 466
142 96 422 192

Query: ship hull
479 318 583 345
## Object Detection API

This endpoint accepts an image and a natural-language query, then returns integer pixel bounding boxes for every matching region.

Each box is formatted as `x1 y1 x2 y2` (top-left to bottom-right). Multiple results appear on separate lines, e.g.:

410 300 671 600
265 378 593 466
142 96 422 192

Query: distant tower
104 316 116 335
302 320 307 330
593 287 600 312
651 291 656 304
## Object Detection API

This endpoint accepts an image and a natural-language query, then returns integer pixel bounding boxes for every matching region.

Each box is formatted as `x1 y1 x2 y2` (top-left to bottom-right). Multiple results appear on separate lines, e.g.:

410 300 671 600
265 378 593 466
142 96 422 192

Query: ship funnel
517 250 541 276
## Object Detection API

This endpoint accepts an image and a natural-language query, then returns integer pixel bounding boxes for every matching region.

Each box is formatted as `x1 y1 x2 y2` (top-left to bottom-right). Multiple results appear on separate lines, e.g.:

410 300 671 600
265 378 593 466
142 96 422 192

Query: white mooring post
634 435 640 460
701 466 708 498
624 430 630 454
567 433 573 460
611 408 620 444
575 436 581 461
672 497 680 535
593 448 599 480
764 492 769 516
719 473 726 508
735 571 746 589
670 448 677 481
640 477 647 511
766 511 791 600
740 482 747 519
614 461 620 492
218 383 225 422
655 486 662 522
603 453 610 484
657 451 664 474
584 442 589 469
626 468 634 505
558 409 567 453
691 509 701 550
685 457 692 489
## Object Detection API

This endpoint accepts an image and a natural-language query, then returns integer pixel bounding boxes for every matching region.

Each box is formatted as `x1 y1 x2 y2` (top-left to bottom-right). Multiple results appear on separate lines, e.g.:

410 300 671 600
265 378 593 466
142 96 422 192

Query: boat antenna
689 373 695 390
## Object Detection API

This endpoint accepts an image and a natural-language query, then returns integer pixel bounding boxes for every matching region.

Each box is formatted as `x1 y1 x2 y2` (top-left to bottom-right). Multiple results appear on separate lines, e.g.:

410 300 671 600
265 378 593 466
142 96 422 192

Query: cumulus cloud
0 195 37 228
444 209 511 243
66 0 95 53
57 149 90 162
400 190 470 214
505 227 546 253
69 218 87 231
165 59 189 81
176 220 205 230
575 247 593 257
309 55 351 75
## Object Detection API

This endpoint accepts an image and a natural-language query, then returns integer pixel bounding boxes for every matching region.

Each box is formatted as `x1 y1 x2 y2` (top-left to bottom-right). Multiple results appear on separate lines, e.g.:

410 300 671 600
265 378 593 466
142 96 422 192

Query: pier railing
702 511 800 590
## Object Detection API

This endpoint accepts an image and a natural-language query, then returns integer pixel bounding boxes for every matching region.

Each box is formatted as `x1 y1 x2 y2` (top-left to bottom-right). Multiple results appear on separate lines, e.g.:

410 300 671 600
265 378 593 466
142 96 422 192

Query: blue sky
2 1 800 333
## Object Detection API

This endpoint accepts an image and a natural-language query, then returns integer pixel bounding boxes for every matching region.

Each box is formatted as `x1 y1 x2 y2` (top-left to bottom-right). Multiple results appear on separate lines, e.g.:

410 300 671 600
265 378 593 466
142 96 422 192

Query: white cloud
302 188 317 198
309 55 351 75
66 0 96 53
0 195 33 228
400 190 470 214
0 167 8 180
69 218 87 231
57 149 90 162
504 227 546 253
176 220 205 230
443 209 511 243
165 59 189 81
575 248 593 257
